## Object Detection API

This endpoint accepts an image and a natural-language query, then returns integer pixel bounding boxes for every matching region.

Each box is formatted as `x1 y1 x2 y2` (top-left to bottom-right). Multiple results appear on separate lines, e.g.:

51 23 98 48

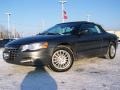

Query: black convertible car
3 21 118 72
0 39 15 48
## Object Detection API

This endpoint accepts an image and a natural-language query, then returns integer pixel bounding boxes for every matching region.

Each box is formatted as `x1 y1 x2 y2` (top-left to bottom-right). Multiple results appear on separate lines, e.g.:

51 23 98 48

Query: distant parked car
0 39 14 48
3 21 118 72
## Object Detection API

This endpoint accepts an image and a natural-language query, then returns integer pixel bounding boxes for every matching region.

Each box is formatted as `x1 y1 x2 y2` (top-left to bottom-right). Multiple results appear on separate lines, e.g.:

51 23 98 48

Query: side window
80 24 101 34
94 25 102 34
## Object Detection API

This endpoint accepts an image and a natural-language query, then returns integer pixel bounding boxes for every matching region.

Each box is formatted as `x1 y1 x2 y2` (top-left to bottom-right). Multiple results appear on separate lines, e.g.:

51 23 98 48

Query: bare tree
0 24 21 39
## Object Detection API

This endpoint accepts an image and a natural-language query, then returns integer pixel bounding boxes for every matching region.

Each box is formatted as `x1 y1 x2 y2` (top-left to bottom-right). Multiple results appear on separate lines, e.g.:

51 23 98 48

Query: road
0 45 120 90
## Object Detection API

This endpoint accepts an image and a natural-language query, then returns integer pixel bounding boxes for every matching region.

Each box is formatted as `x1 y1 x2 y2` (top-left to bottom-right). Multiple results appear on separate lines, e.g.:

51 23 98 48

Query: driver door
76 23 103 58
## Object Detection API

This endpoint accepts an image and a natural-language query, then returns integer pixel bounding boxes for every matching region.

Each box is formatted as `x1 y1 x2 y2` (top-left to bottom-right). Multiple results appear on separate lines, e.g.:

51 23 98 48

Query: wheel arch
54 42 76 61
109 41 117 49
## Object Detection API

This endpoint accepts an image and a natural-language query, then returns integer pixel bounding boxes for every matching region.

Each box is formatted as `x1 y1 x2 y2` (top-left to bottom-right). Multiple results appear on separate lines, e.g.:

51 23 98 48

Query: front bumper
3 48 51 66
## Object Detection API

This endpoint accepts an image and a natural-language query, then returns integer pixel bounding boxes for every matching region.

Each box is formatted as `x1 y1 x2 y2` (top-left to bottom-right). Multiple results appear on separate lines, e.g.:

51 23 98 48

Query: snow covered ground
0 45 120 90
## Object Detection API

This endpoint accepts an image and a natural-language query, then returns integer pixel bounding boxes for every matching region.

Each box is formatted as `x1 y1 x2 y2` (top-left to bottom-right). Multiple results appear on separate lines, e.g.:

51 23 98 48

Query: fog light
3 53 9 59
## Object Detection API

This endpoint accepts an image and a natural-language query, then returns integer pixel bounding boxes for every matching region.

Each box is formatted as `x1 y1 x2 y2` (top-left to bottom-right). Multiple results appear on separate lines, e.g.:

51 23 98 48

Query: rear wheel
49 46 74 72
105 43 116 59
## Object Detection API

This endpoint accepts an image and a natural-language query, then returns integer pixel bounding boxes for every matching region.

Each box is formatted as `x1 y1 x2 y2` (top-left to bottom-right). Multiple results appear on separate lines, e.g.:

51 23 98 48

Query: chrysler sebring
3 21 118 72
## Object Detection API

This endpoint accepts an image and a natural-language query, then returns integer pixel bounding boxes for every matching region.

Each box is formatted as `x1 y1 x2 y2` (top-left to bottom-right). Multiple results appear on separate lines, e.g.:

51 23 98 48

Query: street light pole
5 13 11 31
59 0 67 23
5 12 11 38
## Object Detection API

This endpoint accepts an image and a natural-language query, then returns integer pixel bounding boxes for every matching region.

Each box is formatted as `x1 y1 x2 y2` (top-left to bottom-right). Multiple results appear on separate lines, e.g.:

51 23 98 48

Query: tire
105 43 116 59
49 46 74 72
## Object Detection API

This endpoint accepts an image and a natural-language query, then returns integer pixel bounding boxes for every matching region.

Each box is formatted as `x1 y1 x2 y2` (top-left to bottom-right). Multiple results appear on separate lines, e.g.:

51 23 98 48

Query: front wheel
49 46 74 72
105 43 116 59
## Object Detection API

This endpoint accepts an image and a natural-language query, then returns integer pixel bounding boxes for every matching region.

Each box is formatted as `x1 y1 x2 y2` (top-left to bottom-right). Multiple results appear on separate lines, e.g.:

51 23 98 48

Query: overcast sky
0 0 120 36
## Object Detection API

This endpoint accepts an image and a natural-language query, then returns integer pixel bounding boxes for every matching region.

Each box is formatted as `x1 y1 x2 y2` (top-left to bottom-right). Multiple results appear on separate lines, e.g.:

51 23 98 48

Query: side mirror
78 30 88 35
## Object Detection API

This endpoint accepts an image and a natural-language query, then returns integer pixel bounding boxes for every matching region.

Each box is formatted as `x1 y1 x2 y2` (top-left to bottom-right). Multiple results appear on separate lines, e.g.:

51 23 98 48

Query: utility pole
5 12 11 38
59 0 67 23
87 14 91 22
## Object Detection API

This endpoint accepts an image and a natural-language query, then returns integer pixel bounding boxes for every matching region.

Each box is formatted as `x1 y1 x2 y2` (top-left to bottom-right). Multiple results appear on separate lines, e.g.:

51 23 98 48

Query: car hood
5 35 60 47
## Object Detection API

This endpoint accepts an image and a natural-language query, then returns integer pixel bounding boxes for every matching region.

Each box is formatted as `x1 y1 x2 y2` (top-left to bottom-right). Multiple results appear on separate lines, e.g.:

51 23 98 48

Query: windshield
39 24 76 35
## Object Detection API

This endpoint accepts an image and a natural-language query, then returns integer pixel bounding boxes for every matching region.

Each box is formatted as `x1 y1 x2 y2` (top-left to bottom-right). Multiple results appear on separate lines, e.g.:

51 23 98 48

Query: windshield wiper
45 33 61 35
37 32 61 35
37 33 45 35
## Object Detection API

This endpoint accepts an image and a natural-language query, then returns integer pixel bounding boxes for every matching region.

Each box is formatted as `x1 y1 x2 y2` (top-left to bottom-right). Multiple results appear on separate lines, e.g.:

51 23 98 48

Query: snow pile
0 45 120 90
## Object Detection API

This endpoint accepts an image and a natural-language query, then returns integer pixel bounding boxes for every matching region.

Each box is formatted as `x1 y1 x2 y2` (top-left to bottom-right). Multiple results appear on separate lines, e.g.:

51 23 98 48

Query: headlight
21 42 48 51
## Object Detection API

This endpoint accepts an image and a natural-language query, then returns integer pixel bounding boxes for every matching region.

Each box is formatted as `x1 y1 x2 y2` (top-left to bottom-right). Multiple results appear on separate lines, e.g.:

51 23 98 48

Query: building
107 30 120 40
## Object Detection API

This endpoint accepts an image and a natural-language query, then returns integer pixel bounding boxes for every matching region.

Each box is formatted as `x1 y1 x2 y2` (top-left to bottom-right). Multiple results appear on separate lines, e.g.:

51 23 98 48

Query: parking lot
0 44 120 90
